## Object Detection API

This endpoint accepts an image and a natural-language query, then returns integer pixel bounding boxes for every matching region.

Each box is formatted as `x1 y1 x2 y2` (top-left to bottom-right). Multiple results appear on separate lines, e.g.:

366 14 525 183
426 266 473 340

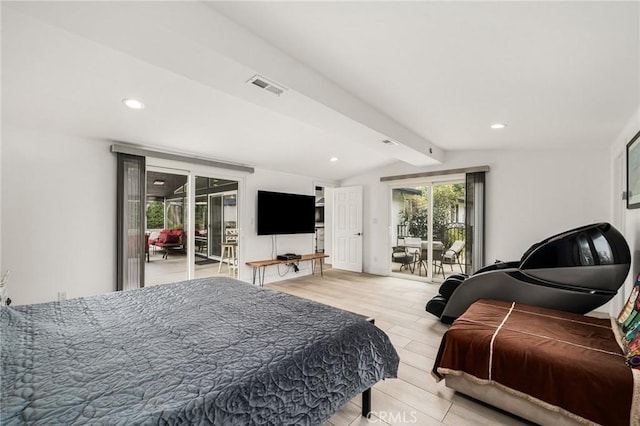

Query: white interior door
332 186 363 272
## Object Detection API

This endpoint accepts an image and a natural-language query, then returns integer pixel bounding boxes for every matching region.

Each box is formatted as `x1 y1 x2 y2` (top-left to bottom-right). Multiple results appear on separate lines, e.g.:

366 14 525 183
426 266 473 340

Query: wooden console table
246 253 329 286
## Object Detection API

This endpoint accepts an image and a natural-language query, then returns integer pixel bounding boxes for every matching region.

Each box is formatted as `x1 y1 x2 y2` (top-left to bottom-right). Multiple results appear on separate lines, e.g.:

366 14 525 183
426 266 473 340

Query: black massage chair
426 222 631 324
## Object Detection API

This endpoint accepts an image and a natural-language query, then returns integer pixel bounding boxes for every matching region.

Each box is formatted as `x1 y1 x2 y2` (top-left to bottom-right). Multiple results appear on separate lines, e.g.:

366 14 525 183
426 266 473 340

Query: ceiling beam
8 1 443 167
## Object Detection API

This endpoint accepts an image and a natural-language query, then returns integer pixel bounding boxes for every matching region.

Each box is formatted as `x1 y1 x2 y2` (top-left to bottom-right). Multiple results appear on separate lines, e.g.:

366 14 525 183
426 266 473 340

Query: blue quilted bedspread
1 278 399 425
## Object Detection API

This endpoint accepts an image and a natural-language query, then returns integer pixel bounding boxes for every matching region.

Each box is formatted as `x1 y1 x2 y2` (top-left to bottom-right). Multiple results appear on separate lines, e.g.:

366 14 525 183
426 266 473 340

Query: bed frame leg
362 388 371 418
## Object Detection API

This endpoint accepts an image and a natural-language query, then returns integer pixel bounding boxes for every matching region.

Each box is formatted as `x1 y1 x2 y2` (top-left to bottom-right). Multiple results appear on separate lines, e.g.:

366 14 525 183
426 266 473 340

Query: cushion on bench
153 229 183 247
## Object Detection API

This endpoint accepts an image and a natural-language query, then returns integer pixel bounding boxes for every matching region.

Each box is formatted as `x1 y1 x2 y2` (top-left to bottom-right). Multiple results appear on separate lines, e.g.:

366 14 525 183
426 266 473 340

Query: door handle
355 232 362 236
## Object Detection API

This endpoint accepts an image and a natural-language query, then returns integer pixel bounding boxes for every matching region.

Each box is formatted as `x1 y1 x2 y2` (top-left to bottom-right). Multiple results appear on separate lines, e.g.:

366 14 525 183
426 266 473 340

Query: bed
432 299 640 426
1 277 399 425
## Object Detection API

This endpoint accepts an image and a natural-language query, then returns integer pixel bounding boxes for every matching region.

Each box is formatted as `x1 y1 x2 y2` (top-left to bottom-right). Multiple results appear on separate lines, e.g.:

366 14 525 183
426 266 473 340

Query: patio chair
403 236 422 257
431 241 447 279
442 240 465 273
392 246 414 273
415 241 446 278
147 231 160 255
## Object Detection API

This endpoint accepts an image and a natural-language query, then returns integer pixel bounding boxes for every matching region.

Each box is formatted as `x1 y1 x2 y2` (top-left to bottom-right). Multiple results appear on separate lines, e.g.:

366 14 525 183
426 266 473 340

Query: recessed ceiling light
329 157 338 162
153 179 165 186
122 98 145 109
382 139 398 146
490 123 507 129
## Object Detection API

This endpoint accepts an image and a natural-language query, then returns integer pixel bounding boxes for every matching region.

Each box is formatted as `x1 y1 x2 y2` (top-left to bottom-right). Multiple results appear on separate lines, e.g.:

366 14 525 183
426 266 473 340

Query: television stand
246 253 329 286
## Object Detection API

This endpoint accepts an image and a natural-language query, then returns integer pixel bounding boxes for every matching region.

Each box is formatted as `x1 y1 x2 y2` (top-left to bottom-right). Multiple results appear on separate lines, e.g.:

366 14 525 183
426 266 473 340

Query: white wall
1 126 326 304
610 107 640 310
341 148 611 276
3 122 630 305
242 169 318 284
2 126 117 304
0 119 3 282
323 186 334 265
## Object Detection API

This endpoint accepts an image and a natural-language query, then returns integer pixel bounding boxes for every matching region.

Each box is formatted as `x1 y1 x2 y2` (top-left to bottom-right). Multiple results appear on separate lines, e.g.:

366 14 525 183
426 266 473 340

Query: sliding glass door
192 176 238 278
195 195 209 257
118 158 243 287
207 192 237 259
390 179 467 282
145 168 189 286
209 193 223 259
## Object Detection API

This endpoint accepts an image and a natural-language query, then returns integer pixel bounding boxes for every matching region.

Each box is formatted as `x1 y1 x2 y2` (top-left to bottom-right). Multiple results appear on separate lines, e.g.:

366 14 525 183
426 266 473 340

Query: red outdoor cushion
165 234 180 244
157 230 170 244
152 229 183 247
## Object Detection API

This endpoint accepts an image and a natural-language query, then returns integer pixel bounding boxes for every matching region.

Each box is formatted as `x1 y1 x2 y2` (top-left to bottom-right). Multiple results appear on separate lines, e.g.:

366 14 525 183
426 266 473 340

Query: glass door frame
188 174 242 280
194 193 209 258
208 192 223 260
388 174 465 283
146 157 246 282
207 190 238 260
145 165 190 285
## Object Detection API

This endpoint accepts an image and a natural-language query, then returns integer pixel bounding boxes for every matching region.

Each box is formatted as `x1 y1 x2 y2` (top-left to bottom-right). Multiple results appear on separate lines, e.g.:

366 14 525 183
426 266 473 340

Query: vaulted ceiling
2 1 638 181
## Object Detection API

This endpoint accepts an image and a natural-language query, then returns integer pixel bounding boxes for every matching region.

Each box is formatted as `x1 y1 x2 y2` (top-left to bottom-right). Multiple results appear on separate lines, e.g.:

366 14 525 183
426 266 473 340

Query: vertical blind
465 172 485 274
116 153 146 291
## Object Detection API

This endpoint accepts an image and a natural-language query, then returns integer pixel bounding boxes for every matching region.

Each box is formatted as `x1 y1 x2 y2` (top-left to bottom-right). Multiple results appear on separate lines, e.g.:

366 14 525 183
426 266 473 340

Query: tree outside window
399 184 465 245
146 201 164 229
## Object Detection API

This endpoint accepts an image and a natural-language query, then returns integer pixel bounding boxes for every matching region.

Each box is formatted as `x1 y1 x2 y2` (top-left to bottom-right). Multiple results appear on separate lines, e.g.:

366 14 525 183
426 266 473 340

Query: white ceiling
2 1 638 182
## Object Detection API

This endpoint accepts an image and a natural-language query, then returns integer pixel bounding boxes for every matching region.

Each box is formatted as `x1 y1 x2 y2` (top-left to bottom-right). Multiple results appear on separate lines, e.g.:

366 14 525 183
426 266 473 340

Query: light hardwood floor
268 269 532 426
145 251 235 286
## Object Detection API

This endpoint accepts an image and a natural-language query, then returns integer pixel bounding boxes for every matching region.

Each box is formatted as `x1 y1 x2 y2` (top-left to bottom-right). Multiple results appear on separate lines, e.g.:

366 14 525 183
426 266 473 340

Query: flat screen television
257 190 315 235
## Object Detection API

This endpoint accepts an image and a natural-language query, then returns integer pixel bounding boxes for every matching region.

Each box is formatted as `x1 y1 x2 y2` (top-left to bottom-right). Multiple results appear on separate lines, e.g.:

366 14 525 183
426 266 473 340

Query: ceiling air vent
247 75 286 96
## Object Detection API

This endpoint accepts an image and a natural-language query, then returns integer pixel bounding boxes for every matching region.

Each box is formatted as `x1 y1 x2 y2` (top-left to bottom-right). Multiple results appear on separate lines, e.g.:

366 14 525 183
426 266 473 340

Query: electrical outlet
58 291 67 301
